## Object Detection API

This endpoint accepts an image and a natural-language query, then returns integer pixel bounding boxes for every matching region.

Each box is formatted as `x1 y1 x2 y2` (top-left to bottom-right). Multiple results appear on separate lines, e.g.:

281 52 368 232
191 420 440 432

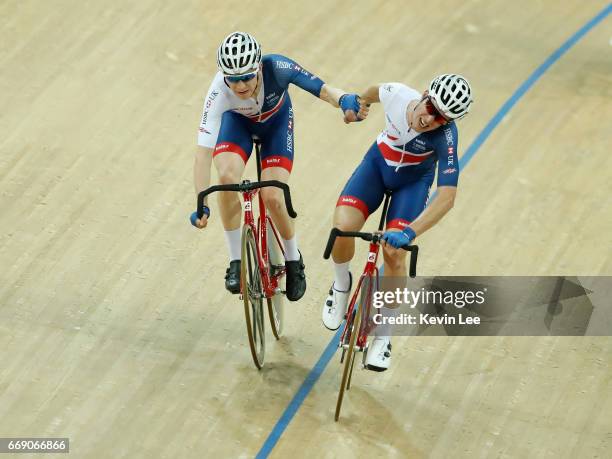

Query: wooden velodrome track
1 0 611 457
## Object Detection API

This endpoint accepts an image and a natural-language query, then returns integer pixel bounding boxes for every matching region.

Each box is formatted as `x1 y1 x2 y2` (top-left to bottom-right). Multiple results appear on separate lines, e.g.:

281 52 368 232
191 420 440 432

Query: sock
283 236 300 261
375 307 399 337
224 228 242 262
333 261 351 291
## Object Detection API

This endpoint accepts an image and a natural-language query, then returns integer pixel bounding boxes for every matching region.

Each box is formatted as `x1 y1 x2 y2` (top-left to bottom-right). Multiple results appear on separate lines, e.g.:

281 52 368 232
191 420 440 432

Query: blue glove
190 206 210 227
339 93 362 121
382 227 416 249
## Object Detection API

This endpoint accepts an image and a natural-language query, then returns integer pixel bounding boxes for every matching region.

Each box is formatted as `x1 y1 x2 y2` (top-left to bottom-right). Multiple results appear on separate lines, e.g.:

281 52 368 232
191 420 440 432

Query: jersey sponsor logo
442 167 457 175
444 127 454 146
367 252 376 262
244 201 252 211
411 140 427 151
201 111 208 125
293 64 311 77
276 61 292 69
383 84 393 92
205 90 219 109
340 196 357 205
215 143 230 151
247 92 286 123
447 146 455 166
286 107 294 151
266 92 280 107
199 127 211 134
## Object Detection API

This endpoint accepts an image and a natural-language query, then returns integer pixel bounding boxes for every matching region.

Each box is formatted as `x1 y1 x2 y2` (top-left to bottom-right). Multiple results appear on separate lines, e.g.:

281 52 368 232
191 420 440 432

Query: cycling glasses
424 96 450 125
224 71 258 84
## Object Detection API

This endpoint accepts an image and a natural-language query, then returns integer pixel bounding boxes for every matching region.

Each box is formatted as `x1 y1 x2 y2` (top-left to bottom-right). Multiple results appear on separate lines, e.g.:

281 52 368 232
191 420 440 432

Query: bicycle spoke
241 226 265 369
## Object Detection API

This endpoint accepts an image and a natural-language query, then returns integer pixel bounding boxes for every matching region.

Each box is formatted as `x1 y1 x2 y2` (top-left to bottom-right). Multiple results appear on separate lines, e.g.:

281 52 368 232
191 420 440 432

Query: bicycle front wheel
241 225 265 369
266 219 284 339
335 298 362 421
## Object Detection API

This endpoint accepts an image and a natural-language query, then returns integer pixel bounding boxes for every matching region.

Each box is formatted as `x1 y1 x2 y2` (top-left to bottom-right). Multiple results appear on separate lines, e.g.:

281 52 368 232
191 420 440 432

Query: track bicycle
323 191 418 420
196 142 295 369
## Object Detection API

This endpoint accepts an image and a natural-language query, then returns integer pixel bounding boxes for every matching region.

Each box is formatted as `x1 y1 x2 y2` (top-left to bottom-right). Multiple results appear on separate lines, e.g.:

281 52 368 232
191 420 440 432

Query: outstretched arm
318 84 344 107
192 146 213 228
359 85 381 105
320 84 370 122
409 186 456 236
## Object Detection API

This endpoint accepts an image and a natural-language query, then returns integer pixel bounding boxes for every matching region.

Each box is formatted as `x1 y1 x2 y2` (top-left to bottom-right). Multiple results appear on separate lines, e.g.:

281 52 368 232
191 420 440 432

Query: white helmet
217 31 262 75
428 74 473 120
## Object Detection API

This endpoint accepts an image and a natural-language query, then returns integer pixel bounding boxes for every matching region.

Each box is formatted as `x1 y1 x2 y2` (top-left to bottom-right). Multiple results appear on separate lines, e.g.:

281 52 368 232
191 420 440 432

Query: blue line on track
255 4 611 457
255 328 342 459
460 2 612 172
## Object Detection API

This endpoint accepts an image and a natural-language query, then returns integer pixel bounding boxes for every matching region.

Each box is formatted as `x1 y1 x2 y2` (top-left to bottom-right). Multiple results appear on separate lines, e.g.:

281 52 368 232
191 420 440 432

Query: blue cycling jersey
197 54 325 148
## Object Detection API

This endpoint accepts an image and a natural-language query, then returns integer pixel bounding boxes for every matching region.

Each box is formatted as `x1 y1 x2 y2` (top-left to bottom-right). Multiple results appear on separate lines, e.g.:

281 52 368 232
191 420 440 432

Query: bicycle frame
324 191 419 354
241 187 286 299
341 241 381 350
196 143 295 301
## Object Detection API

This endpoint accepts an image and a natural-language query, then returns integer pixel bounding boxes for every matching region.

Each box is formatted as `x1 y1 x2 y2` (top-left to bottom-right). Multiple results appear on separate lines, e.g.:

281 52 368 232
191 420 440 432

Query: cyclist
321 74 473 370
191 31 364 301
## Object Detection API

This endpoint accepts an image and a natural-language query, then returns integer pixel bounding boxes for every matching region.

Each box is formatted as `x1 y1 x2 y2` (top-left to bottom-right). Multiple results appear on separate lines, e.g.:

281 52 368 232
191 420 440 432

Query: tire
335 297 362 421
241 225 265 369
266 219 284 339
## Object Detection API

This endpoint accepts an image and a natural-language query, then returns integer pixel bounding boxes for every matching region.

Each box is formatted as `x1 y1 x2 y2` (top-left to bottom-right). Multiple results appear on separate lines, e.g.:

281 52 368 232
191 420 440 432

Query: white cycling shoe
365 336 392 372
322 273 352 330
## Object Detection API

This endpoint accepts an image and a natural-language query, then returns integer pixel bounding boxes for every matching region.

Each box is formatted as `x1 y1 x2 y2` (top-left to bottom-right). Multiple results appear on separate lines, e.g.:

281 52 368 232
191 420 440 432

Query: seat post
255 139 262 181
378 191 392 231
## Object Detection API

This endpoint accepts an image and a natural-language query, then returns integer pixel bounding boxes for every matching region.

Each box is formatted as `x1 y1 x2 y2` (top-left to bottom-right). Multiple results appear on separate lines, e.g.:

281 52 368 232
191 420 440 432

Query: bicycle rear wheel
266 220 284 340
335 299 362 421
241 225 265 369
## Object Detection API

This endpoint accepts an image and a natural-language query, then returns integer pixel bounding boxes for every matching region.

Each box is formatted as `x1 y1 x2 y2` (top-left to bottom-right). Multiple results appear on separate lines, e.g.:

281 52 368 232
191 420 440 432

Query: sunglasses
424 96 450 125
224 71 258 84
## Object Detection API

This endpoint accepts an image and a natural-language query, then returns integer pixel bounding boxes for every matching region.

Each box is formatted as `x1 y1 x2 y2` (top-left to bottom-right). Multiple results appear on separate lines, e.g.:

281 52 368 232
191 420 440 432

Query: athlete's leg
213 111 253 234
367 174 432 370
258 101 297 255
330 206 365 264
258 102 306 301
333 143 386 268
213 111 253 293
323 143 385 329
214 153 246 231
259 166 294 243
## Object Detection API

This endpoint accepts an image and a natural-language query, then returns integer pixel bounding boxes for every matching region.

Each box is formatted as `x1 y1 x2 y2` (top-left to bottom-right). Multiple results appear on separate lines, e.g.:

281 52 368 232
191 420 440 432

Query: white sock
224 228 242 262
283 236 300 261
333 261 351 291
376 307 398 337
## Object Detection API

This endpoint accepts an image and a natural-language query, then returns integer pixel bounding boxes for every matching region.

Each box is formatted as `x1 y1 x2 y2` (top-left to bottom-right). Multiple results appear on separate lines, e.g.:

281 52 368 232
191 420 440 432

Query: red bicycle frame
240 187 286 299
340 241 381 349
323 192 419 352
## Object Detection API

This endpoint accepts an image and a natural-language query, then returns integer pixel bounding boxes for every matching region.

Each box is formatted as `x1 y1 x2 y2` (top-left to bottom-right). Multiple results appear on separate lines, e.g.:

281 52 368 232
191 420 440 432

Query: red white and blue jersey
377 83 459 187
197 54 325 148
